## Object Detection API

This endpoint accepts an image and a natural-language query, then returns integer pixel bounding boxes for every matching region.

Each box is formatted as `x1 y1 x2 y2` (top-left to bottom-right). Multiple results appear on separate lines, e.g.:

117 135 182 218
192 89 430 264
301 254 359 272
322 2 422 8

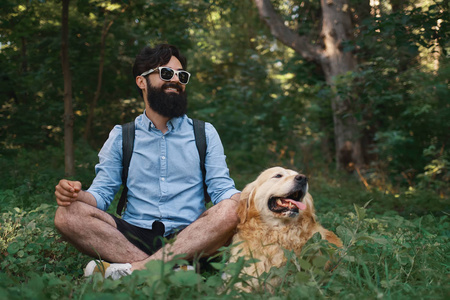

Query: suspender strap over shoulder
193 119 211 203
116 121 135 215
116 119 209 216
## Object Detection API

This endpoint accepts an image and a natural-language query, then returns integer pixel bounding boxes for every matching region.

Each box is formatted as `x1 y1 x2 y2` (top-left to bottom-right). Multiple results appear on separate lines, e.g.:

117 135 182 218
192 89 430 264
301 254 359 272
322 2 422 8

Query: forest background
0 0 449 299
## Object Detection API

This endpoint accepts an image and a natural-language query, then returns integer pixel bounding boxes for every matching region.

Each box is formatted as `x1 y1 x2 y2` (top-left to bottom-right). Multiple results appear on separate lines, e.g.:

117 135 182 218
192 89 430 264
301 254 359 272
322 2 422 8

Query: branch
253 0 322 63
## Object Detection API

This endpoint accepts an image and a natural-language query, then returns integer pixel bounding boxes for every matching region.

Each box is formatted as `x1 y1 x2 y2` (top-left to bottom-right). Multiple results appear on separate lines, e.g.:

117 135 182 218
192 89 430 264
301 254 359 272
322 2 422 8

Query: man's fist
55 179 82 206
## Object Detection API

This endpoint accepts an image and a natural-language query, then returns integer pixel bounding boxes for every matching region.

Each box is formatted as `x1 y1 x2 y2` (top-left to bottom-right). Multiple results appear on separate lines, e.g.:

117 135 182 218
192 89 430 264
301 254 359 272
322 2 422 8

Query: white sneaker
84 260 132 280
173 264 195 271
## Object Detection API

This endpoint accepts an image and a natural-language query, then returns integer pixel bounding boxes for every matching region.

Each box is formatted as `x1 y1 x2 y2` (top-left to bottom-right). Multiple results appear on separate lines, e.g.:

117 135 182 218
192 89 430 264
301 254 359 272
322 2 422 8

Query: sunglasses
140 67 191 85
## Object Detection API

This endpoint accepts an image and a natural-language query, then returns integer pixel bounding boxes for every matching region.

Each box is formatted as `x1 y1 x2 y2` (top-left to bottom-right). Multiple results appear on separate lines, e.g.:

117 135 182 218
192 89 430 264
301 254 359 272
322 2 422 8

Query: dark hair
133 44 187 97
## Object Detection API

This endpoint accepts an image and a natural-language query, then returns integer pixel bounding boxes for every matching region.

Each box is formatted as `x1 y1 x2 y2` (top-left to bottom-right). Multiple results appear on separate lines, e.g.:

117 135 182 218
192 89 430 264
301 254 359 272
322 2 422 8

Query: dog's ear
303 193 317 221
237 181 256 224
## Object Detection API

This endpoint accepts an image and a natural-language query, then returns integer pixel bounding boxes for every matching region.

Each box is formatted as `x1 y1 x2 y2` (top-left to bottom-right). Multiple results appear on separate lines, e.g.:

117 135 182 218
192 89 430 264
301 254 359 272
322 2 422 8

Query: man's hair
133 44 187 98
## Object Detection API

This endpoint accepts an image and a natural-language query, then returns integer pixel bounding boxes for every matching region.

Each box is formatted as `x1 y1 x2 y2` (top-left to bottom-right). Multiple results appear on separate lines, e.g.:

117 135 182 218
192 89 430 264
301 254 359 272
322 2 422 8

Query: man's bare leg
54 201 148 263
55 193 239 274
131 195 240 271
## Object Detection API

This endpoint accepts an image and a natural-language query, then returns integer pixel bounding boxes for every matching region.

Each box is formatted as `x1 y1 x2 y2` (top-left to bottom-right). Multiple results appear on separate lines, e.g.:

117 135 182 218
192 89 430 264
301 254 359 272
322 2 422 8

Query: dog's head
237 167 315 226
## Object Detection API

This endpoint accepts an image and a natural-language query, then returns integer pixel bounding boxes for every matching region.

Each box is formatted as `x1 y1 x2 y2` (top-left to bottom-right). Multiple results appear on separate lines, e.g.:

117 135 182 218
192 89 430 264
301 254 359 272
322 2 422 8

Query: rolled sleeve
87 125 123 211
204 123 240 204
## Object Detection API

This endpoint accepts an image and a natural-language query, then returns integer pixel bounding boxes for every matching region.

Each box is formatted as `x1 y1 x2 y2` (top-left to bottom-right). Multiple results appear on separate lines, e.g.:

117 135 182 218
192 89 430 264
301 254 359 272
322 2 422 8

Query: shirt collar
142 111 185 132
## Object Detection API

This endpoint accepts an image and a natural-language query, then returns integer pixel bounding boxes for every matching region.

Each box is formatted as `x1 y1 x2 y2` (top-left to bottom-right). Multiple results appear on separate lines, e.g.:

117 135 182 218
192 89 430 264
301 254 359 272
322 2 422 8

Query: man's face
144 56 188 119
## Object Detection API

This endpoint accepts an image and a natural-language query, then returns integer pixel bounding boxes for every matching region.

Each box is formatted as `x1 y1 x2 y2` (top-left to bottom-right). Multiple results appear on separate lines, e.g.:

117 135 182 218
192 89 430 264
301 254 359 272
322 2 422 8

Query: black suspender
193 119 211 204
116 121 135 215
116 119 209 216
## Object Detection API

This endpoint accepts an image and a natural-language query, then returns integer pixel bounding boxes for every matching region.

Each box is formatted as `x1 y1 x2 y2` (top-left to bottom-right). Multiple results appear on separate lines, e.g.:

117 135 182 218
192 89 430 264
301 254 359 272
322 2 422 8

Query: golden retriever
227 167 342 291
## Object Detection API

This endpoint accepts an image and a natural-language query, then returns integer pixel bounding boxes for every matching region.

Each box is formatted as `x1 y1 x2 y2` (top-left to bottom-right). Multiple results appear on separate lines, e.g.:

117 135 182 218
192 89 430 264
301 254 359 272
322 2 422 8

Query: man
54 44 240 279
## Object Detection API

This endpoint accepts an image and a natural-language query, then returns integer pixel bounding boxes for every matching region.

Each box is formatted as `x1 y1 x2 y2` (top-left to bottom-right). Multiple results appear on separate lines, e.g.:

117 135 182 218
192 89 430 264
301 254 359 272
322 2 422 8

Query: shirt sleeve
87 125 123 211
204 123 240 204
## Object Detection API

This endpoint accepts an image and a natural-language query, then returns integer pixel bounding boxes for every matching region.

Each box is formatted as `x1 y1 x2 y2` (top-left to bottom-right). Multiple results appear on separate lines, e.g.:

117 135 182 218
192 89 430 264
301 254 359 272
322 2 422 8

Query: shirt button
161 177 165 181
161 156 166 160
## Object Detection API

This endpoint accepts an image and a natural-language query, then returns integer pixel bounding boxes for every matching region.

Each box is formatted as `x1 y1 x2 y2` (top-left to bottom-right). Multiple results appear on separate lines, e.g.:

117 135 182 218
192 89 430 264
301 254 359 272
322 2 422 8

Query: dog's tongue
284 198 307 211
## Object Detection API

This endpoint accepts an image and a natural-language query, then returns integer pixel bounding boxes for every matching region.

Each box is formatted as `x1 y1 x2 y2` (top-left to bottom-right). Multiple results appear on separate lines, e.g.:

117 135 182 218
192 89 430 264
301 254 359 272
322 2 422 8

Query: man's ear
136 76 147 90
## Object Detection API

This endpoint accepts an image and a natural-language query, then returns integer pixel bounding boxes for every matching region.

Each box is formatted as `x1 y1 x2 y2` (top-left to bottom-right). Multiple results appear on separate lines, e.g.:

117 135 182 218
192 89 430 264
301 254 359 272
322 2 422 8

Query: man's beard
146 81 188 119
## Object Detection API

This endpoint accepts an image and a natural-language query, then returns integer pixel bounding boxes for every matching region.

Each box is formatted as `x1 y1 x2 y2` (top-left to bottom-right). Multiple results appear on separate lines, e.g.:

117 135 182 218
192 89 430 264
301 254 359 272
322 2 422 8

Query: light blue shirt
87 113 239 235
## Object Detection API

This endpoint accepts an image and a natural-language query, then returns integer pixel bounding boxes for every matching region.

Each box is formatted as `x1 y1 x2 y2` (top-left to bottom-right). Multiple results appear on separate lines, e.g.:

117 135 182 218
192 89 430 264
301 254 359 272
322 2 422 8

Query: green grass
0 147 449 299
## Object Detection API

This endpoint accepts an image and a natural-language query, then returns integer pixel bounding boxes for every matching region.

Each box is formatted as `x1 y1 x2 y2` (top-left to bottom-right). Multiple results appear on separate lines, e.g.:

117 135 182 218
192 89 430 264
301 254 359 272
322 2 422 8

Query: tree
61 0 75 176
253 0 363 170
83 3 129 142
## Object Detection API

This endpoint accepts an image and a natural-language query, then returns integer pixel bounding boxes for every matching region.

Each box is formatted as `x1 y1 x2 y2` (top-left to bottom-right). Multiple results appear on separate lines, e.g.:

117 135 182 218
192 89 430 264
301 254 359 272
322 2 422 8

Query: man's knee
54 205 71 233
54 201 84 233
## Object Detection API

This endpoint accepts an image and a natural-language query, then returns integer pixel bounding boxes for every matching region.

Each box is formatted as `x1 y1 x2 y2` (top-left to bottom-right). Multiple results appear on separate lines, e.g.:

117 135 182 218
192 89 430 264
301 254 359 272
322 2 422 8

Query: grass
0 147 449 299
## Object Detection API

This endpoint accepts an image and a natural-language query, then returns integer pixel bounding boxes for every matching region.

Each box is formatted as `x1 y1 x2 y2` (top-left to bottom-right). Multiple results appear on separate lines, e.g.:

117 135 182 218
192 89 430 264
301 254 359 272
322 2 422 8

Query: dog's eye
273 174 283 178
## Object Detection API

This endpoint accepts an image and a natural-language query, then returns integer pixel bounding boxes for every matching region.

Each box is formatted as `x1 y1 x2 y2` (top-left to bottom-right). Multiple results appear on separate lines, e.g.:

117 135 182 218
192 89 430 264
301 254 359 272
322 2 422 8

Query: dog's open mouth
268 190 307 214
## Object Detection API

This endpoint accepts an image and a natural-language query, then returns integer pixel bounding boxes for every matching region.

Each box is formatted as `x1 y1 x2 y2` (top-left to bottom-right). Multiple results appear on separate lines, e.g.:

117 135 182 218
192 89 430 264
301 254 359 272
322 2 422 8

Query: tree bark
21 37 28 74
253 0 364 170
61 0 75 176
320 0 363 170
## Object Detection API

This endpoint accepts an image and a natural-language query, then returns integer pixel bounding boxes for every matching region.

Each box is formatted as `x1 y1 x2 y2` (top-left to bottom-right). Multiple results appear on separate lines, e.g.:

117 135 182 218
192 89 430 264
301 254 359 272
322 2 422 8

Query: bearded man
54 44 240 279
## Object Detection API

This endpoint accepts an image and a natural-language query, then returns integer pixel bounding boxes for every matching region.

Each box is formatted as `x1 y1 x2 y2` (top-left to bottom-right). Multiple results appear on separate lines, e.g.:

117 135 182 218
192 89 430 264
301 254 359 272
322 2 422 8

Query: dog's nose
295 175 307 184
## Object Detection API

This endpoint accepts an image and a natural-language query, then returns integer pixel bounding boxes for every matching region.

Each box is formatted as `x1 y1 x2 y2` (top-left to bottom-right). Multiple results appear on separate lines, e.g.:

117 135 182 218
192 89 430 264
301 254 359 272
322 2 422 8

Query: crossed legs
54 197 239 271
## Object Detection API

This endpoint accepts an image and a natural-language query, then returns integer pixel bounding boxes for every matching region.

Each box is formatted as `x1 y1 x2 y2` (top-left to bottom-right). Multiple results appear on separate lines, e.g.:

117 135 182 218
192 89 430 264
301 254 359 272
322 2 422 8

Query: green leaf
312 256 328 268
297 258 312 270
373 237 389 245
210 262 224 270
310 232 322 243
353 204 366 221
355 235 375 243
169 270 202 287
7 242 20 255
343 256 356 262
205 275 223 287
336 226 352 243
295 272 310 283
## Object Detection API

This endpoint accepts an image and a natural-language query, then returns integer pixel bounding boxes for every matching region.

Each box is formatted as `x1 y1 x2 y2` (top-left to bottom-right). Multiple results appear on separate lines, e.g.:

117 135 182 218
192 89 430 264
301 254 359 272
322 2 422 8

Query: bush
1 175 448 298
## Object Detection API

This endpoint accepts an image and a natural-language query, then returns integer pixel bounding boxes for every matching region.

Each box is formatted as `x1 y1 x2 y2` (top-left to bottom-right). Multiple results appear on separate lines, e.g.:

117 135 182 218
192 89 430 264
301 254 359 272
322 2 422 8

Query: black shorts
110 215 177 256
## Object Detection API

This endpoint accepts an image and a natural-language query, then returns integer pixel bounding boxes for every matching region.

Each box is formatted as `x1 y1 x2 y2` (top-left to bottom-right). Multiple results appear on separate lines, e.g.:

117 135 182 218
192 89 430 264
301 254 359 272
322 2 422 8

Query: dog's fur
228 167 342 291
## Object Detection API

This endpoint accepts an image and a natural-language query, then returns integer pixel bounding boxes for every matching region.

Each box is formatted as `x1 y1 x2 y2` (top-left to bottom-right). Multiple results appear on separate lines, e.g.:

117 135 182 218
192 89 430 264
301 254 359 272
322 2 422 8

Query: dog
227 167 342 291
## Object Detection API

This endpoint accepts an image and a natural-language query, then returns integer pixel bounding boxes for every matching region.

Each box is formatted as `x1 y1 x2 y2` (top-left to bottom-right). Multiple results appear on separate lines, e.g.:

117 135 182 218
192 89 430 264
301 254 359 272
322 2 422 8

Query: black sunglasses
140 67 191 85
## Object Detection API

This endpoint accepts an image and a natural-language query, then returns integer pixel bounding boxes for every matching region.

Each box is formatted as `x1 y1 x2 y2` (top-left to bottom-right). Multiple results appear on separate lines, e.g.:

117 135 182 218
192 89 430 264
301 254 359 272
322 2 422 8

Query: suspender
193 119 211 204
116 119 209 216
116 121 135 215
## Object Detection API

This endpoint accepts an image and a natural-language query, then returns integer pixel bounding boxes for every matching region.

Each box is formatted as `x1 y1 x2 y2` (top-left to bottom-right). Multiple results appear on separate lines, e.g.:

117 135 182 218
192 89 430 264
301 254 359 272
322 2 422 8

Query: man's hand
55 179 82 206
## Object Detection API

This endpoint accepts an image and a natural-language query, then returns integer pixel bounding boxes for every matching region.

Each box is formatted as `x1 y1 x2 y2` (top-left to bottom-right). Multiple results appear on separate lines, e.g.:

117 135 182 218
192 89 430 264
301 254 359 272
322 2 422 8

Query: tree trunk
61 0 75 176
253 0 364 170
320 0 363 171
84 16 114 142
21 37 28 74
18 36 29 104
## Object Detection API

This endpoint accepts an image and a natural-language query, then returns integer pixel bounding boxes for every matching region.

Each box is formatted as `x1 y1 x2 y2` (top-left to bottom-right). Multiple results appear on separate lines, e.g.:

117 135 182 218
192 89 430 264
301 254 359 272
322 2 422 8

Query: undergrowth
0 147 449 299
